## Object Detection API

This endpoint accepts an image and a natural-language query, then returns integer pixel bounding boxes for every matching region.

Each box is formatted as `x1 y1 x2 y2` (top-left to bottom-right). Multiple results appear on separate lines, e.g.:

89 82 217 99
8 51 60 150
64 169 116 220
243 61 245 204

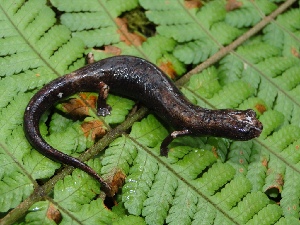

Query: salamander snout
229 109 263 140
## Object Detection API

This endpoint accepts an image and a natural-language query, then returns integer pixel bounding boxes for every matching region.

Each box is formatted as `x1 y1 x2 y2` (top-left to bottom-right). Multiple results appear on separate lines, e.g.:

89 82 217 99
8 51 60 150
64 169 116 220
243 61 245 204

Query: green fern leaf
2 0 300 224
0 0 84 77
0 170 33 212
237 42 281 63
112 215 146 225
174 39 219 64
257 79 278 109
0 93 32 139
112 35 177 64
275 216 300 225
23 150 60 180
47 121 88 156
227 141 254 175
276 66 300 90
264 125 300 151
103 95 135 124
214 175 252 211
280 168 300 218
225 0 277 28
51 0 138 47
246 204 282 225
171 147 217 179
25 201 58 225
257 56 297 78
262 23 285 49
259 110 284 139
195 163 235 196
165 183 198 225
130 114 169 148
122 151 159 215
209 80 255 108
230 192 270 224
141 0 249 64
210 22 244 45
0 67 55 112
246 143 269 192
238 97 266 115
53 162 101 212
101 136 137 177
63 198 116 224
192 200 217 224
262 155 285 195
187 66 221 99
280 139 300 165
218 54 244 84
142 167 178 225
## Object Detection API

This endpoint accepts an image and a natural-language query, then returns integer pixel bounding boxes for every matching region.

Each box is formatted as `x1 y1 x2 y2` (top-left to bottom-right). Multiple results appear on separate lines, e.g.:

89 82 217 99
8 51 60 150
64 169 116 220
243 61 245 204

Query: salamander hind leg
160 129 191 157
97 81 112 116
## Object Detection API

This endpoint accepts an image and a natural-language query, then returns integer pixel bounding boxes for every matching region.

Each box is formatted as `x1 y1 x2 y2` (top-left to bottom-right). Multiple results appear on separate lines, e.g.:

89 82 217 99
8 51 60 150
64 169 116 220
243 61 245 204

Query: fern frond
238 97 266 115
27 198 116 224
256 57 297 78
280 168 300 218
0 93 32 138
103 95 135 124
264 125 300 151
122 150 159 215
0 170 33 212
230 192 270 224
209 80 255 108
263 9 300 55
237 42 281 63
0 0 84 77
2 0 300 224
25 201 59 224
172 146 217 179
210 22 244 45
166 182 198 225
276 66 300 90
51 0 138 47
262 154 285 194
113 215 146 225
64 198 116 224
130 114 168 148
280 139 300 165
195 163 235 196
46 121 87 155
174 39 219 64
187 66 221 99
142 167 178 225
227 141 253 175
101 136 137 177
246 143 268 192
192 199 230 225
257 79 278 109
53 163 101 212
213 175 252 211
275 216 300 225
246 204 282 225
141 0 256 64
259 110 284 139
225 0 277 28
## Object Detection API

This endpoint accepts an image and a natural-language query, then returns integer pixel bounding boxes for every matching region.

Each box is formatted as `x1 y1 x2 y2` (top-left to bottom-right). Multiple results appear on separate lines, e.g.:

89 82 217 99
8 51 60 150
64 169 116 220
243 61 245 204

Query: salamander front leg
160 129 192 157
97 81 112 116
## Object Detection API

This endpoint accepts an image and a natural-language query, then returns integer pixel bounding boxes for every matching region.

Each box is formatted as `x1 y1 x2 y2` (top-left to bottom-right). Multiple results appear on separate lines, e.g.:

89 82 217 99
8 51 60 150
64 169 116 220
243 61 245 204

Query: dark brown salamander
24 55 263 196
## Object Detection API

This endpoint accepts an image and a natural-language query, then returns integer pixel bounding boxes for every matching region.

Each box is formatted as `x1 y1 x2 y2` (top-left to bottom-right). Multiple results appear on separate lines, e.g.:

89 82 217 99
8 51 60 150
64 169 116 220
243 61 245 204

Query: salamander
23 55 263 196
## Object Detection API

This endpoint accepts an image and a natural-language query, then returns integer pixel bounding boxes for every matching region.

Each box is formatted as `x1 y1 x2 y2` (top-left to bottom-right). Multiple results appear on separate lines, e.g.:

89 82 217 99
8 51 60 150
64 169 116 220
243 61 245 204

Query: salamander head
223 109 263 141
